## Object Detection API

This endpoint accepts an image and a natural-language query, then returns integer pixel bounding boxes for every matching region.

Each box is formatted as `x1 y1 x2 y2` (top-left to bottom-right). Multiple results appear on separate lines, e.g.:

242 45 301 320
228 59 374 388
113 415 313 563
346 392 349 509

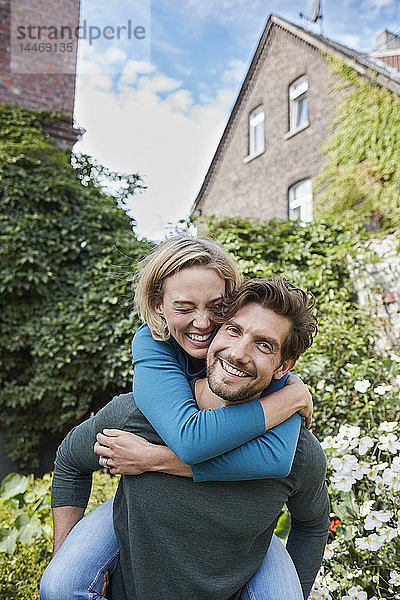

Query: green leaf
0 473 28 500
0 528 18 554
14 514 42 545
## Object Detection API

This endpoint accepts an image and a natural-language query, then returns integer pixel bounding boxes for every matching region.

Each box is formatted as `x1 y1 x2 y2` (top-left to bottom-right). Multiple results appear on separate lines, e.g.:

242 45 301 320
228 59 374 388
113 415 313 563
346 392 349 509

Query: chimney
0 0 82 147
370 29 400 72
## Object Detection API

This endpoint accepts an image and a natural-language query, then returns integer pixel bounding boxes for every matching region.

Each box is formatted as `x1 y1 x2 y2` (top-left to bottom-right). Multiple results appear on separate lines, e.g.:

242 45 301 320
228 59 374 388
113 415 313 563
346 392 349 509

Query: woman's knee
39 560 63 600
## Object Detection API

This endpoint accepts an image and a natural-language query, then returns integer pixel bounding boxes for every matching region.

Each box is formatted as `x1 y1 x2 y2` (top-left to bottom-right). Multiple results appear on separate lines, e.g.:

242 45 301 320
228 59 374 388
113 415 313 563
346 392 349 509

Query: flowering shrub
311 405 400 599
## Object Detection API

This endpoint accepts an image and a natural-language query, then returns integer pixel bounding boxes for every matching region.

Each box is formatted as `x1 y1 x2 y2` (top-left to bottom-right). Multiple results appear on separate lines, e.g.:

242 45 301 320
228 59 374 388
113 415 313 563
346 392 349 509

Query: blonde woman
41 235 312 600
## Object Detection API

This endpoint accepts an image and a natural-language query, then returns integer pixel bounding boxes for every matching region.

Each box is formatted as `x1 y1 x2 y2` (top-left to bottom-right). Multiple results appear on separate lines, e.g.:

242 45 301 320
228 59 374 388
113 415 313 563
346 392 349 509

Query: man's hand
286 374 313 429
94 429 193 477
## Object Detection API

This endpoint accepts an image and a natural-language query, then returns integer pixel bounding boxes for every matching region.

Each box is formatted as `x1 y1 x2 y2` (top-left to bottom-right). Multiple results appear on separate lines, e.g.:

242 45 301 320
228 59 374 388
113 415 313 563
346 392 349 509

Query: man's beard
206 353 268 403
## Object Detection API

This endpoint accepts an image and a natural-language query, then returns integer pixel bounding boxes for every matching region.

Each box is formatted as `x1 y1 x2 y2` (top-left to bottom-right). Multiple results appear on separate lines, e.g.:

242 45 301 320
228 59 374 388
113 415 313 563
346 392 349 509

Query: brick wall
0 0 81 145
197 24 340 224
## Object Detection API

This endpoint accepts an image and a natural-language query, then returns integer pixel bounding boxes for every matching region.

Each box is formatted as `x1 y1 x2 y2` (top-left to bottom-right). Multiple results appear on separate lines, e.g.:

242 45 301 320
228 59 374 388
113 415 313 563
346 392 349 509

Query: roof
191 14 400 215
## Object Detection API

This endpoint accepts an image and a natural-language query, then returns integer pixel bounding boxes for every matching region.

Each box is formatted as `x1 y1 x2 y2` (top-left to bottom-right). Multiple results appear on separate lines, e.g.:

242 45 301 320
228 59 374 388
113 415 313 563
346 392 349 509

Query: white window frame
248 106 265 156
289 76 308 132
288 179 313 224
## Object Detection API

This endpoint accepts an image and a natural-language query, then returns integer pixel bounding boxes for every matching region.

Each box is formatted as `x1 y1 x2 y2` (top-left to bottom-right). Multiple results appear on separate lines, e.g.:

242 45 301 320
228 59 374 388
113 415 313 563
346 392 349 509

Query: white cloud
119 59 154 86
74 64 233 240
137 74 182 93
359 0 397 18
340 33 362 48
101 46 127 65
220 59 247 86
166 89 194 112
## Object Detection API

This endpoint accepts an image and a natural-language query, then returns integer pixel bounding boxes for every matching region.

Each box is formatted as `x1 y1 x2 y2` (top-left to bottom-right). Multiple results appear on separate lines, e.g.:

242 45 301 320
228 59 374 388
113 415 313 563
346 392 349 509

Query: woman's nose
193 310 211 329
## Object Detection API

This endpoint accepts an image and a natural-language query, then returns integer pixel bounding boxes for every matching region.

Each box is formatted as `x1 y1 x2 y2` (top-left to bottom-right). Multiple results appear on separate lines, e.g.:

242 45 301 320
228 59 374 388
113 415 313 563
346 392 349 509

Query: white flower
390 353 400 363
341 586 368 600
359 499 374 517
331 472 356 492
338 425 361 439
321 436 336 450
354 380 371 393
331 454 360 474
314 571 339 591
355 533 383 551
378 433 400 453
316 379 325 390
382 467 400 492
332 438 350 452
374 475 385 495
309 591 321 600
395 374 400 386
392 456 400 471
358 435 374 455
389 570 400 586
378 420 398 433
361 461 387 480
374 384 392 395
323 540 340 560
319 588 332 600
379 526 398 542
364 510 392 530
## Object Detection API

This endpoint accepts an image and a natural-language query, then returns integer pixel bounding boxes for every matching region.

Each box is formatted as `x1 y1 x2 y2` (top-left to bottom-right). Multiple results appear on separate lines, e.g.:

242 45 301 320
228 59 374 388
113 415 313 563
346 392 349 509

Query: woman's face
155 266 225 360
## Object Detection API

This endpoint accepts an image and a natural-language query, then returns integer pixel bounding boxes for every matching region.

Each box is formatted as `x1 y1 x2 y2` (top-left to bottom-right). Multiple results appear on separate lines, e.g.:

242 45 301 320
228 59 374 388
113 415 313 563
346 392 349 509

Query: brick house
191 15 400 228
0 0 81 146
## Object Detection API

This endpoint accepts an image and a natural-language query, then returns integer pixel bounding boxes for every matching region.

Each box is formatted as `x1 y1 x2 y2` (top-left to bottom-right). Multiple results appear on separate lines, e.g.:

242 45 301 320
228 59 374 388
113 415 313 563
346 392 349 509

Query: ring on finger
102 457 109 468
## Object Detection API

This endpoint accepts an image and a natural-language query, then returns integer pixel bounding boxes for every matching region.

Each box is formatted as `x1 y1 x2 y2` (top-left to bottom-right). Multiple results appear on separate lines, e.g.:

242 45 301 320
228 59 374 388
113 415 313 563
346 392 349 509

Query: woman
41 235 311 600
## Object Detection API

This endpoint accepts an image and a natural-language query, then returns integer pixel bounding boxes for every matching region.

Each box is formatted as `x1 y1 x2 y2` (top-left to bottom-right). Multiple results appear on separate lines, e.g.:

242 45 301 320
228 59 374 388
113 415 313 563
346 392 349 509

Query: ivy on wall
0 104 152 469
313 57 400 232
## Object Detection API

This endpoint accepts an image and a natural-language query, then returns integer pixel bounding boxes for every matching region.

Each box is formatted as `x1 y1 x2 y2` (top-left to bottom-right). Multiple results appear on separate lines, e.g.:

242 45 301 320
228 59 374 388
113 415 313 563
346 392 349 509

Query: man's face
206 302 295 403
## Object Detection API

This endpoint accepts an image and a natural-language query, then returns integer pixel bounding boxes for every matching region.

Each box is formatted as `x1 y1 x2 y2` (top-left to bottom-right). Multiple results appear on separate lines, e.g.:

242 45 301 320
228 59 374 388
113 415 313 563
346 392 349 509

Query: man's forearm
52 506 85 555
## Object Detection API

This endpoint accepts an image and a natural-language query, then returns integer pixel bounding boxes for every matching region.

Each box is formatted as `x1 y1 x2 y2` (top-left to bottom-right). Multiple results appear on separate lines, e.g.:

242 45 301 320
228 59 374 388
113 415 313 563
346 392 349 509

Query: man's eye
176 308 193 313
226 326 240 335
258 343 273 352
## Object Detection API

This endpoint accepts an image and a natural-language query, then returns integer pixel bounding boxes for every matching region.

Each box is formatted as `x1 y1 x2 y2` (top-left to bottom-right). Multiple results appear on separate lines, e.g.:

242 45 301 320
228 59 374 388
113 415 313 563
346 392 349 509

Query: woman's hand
286 373 313 429
94 429 154 475
94 429 193 477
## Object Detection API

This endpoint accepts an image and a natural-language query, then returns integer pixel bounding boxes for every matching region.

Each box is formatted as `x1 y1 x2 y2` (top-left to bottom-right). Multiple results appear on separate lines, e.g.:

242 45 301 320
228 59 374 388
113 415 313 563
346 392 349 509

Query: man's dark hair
218 278 317 363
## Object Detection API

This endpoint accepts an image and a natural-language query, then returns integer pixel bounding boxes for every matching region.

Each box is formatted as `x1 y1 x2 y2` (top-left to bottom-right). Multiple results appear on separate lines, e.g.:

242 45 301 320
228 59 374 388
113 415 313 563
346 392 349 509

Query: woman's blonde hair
134 234 241 340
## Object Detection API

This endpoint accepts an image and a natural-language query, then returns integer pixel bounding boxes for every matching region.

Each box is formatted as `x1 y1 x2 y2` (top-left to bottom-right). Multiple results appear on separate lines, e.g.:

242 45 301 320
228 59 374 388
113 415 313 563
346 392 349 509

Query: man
48 278 330 599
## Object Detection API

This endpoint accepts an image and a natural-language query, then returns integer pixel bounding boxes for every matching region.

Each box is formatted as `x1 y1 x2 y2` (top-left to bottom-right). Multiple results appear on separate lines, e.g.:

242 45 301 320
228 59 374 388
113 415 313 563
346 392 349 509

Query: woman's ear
155 303 164 317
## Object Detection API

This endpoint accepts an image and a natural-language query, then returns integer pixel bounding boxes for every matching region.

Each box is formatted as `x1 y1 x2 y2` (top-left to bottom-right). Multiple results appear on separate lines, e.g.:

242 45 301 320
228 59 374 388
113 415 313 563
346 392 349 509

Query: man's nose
229 337 251 363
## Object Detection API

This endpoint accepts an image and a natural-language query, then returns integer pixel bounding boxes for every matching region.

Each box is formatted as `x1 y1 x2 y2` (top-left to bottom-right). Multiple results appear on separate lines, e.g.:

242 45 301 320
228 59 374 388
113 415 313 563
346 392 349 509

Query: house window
289 76 308 131
288 179 313 224
249 106 265 156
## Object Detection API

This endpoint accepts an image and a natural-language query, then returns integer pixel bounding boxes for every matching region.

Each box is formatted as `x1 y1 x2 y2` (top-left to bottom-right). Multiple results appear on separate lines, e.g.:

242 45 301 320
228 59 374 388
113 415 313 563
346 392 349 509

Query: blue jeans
40 499 303 599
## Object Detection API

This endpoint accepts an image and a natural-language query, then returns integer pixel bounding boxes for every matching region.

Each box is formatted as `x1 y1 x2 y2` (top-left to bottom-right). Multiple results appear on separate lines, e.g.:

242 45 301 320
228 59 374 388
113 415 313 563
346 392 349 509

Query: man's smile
219 358 251 378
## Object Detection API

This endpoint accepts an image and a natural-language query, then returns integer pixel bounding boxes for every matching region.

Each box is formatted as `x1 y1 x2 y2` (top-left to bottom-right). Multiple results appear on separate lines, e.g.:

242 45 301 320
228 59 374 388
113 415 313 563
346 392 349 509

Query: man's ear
273 358 297 380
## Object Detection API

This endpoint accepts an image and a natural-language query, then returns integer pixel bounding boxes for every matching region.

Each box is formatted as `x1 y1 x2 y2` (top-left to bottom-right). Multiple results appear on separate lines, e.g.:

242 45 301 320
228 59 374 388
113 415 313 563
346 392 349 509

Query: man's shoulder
291 427 327 480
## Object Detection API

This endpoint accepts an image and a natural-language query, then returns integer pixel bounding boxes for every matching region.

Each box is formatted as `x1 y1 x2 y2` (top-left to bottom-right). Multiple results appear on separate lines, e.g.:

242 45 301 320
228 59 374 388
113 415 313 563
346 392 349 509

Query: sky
73 0 400 240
